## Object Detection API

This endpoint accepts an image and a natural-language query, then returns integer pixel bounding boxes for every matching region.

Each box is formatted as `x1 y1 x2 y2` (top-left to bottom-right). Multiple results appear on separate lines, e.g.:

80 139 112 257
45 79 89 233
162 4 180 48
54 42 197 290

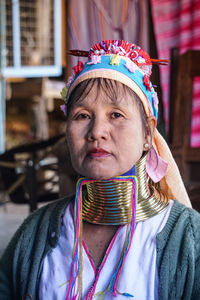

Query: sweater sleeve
0 197 70 300
0 215 34 300
0 204 51 299
157 201 200 300
0 239 15 299
190 208 200 299
192 256 200 299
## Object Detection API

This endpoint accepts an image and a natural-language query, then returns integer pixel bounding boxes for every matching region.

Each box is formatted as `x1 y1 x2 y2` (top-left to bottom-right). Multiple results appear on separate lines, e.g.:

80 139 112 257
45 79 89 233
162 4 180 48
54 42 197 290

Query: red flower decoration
143 75 151 92
73 61 84 75
138 49 151 63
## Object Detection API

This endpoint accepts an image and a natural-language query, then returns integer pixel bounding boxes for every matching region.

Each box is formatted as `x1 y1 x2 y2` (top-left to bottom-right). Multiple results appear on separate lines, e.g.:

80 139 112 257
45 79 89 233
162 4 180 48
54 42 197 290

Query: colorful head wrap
63 40 158 119
61 40 191 207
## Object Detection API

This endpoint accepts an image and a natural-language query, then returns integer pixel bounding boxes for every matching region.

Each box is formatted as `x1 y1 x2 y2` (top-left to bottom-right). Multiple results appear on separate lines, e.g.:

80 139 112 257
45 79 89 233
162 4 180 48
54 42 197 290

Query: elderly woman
0 40 200 300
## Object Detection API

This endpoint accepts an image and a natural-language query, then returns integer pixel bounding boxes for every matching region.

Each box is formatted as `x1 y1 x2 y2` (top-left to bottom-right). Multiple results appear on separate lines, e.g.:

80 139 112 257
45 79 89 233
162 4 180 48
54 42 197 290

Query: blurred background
0 0 200 255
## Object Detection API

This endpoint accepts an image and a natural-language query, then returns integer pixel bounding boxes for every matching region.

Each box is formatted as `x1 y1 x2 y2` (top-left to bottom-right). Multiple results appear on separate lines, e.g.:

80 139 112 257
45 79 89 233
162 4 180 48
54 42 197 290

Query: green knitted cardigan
0 198 200 300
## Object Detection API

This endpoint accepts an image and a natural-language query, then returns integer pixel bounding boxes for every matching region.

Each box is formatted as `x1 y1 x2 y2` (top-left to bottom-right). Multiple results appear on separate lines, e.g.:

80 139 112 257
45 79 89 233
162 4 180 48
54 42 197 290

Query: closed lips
88 148 110 157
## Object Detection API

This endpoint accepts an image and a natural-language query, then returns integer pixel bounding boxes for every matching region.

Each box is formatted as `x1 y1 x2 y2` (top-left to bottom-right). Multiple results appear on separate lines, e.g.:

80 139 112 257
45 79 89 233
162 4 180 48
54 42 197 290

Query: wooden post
0 0 6 153
26 158 37 212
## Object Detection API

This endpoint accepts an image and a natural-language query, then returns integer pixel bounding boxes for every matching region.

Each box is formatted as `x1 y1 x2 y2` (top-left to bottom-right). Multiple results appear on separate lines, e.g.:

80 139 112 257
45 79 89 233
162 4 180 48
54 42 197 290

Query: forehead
69 79 138 108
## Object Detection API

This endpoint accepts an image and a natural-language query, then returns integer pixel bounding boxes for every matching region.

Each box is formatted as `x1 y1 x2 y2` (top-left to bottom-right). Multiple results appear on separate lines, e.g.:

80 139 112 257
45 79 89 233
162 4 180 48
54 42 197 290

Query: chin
83 168 118 180
85 173 113 180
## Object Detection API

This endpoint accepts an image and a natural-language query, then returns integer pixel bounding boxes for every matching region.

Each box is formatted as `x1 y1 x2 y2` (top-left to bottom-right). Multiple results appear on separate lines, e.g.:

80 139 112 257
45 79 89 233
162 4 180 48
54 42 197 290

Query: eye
75 113 91 120
111 112 123 119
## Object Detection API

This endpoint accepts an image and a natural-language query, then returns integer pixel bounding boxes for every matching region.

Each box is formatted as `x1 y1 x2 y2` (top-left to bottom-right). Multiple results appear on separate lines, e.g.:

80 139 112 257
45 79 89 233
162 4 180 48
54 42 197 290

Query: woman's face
66 83 154 179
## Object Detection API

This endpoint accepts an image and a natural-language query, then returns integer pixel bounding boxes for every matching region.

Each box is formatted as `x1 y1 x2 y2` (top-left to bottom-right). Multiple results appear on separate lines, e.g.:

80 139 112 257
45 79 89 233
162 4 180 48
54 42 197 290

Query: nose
87 116 109 142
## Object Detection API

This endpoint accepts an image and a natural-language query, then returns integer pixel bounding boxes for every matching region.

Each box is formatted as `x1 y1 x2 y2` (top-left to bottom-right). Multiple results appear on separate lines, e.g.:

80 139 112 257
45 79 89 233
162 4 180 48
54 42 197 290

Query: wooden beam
185 147 200 162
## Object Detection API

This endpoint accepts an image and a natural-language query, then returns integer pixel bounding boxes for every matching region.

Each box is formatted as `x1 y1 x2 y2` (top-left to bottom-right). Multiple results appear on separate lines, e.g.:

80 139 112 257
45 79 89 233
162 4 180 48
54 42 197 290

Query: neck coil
82 154 169 224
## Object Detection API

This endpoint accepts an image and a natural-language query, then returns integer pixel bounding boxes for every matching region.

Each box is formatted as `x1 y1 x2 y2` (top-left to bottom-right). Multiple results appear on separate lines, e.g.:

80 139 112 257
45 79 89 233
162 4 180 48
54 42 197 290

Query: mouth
87 148 111 158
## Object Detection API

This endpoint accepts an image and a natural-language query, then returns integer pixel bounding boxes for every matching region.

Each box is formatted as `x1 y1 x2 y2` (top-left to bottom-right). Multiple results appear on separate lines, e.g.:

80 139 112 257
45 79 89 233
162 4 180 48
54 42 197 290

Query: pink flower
125 60 137 73
140 64 152 76
60 104 67 116
66 75 74 87
73 61 84 75
87 55 101 65
153 92 159 109
143 74 151 92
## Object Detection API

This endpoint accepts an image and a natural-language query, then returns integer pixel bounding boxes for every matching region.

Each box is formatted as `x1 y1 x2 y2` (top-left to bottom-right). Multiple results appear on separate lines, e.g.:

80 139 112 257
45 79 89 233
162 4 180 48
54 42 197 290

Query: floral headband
61 40 168 119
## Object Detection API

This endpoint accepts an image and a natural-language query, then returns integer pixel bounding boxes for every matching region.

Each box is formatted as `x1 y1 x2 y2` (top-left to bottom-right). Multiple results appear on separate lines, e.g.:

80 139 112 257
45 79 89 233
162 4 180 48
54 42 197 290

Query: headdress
61 40 191 299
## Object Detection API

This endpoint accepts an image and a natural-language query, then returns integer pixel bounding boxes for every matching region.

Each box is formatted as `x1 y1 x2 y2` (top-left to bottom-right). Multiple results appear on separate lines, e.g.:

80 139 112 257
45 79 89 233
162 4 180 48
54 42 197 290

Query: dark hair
67 78 151 138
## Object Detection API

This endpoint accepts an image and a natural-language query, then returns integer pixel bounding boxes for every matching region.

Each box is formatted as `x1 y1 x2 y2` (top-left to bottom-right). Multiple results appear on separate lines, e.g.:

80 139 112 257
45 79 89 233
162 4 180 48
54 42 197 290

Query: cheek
118 123 145 153
67 122 82 143
66 124 87 166
66 135 82 173
66 126 80 158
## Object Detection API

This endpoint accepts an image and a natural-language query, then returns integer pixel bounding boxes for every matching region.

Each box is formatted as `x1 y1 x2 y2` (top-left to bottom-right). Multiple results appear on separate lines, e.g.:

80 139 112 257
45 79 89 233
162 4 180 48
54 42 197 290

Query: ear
145 116 157 147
